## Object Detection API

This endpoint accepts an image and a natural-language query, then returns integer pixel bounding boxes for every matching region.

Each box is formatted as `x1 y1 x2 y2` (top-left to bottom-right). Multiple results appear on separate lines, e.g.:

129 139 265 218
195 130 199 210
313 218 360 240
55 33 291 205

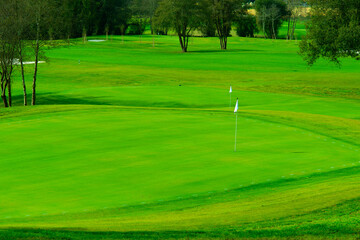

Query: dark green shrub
235 15 258 37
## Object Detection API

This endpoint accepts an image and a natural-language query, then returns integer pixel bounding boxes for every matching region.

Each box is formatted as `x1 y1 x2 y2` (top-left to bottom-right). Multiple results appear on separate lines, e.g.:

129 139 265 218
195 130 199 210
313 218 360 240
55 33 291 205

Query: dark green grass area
1 34 359 239
1 196 359 239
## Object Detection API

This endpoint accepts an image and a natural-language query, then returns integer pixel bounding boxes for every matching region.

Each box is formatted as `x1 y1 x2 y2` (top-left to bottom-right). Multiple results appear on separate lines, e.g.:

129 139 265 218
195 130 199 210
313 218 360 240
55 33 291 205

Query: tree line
55 0 305 40
0 0 61 107
60 0 306 52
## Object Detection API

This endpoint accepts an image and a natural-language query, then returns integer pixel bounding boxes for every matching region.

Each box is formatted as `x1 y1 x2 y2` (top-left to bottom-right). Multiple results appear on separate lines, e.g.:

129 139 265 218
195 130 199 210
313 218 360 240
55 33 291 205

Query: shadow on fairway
12 93 108 107
12 93 225 109
188 49 263 53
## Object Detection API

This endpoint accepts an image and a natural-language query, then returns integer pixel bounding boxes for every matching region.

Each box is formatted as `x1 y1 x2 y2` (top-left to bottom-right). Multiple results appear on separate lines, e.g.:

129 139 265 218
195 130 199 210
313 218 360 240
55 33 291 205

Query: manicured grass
1 35 359 239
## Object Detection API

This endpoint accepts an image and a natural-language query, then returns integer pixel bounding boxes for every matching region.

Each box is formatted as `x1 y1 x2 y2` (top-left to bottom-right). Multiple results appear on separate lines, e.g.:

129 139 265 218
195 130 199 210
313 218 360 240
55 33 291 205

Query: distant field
0 35 359 239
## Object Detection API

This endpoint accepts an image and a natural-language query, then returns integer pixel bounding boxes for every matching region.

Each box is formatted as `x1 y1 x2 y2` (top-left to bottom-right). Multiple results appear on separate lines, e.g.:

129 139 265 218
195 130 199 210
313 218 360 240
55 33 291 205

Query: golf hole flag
234 98 239 151
229 85 233 107
234 98 239 113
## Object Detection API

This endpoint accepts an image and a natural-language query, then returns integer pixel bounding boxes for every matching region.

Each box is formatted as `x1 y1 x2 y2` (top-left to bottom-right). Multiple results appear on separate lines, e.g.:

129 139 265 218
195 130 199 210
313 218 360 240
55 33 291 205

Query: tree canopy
153 0 202 52
299 0 360 65
209 0 247 49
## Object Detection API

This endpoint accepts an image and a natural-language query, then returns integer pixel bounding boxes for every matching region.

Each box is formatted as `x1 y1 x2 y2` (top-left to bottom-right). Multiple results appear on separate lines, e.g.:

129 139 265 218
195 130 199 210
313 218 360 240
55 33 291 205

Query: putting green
1 106 358 220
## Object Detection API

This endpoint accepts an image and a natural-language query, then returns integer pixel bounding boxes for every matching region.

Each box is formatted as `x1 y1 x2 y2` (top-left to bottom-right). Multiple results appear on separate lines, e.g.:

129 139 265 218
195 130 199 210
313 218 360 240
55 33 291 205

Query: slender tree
14 0 32 106
209 0 246 49
29 0 64 105
284 0 303 40
153 0 202 52
0 0 19 107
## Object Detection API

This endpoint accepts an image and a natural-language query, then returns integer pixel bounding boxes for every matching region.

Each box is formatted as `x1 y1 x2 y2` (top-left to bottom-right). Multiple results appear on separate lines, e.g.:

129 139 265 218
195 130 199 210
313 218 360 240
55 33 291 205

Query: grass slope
0 35 359 239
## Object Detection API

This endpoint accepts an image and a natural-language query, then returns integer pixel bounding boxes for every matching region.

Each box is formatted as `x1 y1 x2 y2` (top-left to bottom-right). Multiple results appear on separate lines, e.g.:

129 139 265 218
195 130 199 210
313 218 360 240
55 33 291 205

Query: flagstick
230 92 232 108
234 112 238 152
229 85 232 108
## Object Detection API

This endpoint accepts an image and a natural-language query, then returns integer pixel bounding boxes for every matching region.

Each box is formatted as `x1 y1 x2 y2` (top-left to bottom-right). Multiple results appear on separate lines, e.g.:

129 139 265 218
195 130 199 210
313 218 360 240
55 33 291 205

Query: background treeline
61 0 306 40
61 0 306 52
62 0 153 38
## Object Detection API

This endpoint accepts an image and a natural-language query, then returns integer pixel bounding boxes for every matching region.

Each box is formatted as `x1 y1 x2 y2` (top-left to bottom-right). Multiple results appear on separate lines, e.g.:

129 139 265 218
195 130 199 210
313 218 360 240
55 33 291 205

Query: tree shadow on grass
12 93 110 107
188 49 263 54
11 92 225 109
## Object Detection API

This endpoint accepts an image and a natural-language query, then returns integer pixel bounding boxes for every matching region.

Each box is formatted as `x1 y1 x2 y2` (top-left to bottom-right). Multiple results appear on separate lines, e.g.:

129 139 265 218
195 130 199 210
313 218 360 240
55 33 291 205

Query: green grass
0 35 359 239
277 20 308 39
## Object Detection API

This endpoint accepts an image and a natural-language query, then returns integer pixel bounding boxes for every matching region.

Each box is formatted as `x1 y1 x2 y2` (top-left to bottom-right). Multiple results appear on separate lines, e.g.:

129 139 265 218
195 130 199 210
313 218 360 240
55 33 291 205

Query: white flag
234 98 238 113
229 86 232 93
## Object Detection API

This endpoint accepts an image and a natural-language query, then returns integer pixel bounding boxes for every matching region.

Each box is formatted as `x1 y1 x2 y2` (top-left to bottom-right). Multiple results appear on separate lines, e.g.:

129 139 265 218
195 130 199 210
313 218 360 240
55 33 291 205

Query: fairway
1 36 360 239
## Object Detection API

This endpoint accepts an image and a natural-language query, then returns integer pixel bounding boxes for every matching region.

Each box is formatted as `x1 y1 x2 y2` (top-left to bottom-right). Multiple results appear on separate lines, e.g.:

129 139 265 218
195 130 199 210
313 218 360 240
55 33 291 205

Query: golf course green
0 35 359 239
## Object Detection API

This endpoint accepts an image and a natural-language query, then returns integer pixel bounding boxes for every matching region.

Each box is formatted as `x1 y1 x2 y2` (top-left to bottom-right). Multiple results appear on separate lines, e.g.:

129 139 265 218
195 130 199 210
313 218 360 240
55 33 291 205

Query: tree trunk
178 33 187 52
291 17 297 40
32 42 39 106
272 19 276 39
19 43 27 106
1 80 8 108
1 94 8 108
263 20 266 39
220 36 228 50
150 17 154 35
32 54 38 106
32 13 40 106
82 28 87 43
7 78 11 107
287 16 291 40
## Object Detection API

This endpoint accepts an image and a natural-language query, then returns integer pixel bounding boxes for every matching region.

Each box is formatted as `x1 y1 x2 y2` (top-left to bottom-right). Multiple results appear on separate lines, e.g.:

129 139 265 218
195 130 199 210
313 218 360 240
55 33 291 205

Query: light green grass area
0 35 359 239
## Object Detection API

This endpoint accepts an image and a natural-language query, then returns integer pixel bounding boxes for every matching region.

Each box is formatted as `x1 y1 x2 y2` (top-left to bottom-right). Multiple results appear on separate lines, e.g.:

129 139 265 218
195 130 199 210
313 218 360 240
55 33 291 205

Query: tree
99 0 132 37
14 0 32 106
0 0 67 108
209 0 246 49
299 0 360 65
153 0 202 52
129 0 149 39
141 0 159 34
235 14 258 37
0 0 20 107
29 0 66 105
284 0 303 40
255 0 287 39
198 0 217 37
257 6 269 38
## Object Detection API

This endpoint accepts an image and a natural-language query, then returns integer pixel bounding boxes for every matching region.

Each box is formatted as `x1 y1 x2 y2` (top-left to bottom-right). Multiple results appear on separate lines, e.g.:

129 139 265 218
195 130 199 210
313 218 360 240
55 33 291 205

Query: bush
127 18 147 35
200 23 216 37
235 15 258 37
